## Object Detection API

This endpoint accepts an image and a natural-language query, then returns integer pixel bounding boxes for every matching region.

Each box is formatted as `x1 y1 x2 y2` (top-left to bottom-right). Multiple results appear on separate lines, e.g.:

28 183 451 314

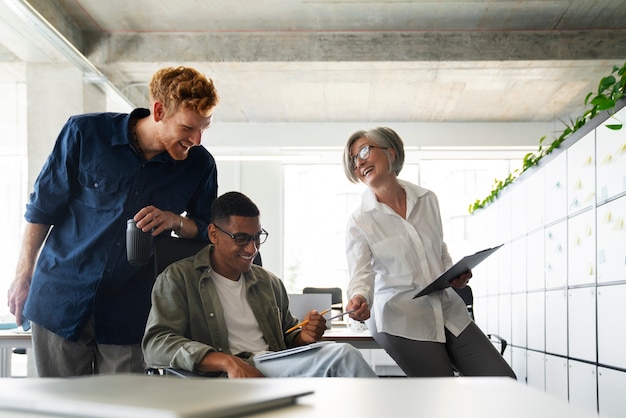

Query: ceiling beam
84 30 626 64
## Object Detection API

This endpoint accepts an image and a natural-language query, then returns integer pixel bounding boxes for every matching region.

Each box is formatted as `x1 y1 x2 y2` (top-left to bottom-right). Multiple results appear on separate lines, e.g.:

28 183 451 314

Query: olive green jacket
142 245 301 376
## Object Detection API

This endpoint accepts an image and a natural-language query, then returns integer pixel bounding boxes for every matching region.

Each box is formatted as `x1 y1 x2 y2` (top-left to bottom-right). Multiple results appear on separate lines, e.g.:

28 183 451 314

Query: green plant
469 61 626 214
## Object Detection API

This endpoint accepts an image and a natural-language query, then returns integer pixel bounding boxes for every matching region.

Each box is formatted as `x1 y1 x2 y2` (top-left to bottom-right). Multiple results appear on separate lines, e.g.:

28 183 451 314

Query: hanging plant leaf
468 60 626 214
598 75 616 92
590 96 616 110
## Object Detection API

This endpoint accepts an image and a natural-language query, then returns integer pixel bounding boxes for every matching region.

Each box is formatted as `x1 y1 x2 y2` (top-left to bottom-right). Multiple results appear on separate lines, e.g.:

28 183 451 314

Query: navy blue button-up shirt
23 108 218 344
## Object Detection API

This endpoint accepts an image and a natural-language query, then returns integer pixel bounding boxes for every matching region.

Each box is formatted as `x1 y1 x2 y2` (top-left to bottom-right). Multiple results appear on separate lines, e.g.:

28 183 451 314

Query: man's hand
134 206 183 237
7 274 31 327
346 295 370 322
449 271 473 289
8 222 50 327
197 352 265 378
295 310 327 345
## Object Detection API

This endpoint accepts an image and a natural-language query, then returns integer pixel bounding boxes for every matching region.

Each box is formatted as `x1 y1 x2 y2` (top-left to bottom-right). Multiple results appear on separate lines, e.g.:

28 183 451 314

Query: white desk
322 324 379 349
0 330 32 377
252 377 597 417
0 375 597 417
0 325 376 377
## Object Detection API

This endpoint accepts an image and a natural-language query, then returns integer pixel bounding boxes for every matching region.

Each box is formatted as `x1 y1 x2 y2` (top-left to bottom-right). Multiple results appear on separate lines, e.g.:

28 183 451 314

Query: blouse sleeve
441 241 453 271
430 190 454 270
345 216 375 305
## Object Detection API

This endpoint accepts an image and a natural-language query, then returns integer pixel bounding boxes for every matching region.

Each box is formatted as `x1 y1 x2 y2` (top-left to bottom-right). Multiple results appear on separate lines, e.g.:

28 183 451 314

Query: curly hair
149 67 219 118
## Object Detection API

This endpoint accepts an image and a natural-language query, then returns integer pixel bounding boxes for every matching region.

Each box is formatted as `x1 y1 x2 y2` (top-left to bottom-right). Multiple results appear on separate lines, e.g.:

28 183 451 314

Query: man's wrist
177 216 184 232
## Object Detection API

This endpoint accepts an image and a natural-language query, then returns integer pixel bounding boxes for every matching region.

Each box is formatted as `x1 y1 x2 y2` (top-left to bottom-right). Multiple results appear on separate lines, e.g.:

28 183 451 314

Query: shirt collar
111 108 150 147
114 108 179 166
360 179 429 214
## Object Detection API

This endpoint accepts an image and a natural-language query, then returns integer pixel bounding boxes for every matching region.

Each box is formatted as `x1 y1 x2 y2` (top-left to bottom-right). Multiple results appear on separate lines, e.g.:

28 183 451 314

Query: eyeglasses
214 223 269 246
350 145 388 170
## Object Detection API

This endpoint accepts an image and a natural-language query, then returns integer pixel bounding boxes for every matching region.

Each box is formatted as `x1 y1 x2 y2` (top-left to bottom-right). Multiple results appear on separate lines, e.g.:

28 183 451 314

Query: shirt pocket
77 170 120 210
370 235 415 288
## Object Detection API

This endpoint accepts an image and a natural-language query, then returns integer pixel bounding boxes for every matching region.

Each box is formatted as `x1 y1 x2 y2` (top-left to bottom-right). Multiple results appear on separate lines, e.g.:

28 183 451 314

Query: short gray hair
342 127 405 183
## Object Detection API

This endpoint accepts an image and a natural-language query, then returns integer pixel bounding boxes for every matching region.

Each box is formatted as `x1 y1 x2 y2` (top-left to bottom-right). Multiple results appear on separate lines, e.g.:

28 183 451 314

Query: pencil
285 308 332 334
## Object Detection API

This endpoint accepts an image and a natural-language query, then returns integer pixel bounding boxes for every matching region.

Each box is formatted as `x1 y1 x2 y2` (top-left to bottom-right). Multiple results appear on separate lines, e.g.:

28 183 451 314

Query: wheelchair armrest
164 368 199 378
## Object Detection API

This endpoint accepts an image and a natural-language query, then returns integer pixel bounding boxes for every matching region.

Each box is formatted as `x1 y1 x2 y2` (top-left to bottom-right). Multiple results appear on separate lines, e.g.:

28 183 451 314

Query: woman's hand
346 295 370 321
449 270 473 289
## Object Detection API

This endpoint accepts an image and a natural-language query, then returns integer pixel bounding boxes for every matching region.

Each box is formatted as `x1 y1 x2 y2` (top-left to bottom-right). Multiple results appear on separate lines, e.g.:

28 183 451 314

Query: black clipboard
413 244 504 299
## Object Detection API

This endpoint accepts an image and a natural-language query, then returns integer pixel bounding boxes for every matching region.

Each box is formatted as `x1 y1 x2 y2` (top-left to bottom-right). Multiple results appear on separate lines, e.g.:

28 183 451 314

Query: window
283 156 519 295
0 81 28 320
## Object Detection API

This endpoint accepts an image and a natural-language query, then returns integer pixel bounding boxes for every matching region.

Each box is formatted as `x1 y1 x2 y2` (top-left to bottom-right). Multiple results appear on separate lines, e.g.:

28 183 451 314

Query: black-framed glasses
350 145 388 170
214 223 269 246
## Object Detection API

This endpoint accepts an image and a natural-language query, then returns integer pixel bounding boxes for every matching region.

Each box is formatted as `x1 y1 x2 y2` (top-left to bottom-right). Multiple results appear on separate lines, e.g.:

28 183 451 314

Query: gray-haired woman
343 126 515 378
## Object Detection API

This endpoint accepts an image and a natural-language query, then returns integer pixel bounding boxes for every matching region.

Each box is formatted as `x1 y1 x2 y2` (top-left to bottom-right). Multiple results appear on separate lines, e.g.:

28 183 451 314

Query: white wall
206 121 554 149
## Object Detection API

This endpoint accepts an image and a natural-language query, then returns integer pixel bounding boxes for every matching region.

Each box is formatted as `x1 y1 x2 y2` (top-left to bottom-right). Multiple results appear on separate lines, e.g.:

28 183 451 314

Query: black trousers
369 319 517 378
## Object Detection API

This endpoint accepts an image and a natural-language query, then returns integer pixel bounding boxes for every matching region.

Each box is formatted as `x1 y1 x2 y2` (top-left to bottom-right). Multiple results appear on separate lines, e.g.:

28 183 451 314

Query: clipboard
413 244 504 299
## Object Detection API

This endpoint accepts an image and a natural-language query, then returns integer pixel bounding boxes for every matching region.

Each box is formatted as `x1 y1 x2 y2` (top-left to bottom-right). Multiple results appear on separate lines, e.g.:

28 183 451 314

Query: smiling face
154 104 214 160
349 136 394 187
209 215 262 281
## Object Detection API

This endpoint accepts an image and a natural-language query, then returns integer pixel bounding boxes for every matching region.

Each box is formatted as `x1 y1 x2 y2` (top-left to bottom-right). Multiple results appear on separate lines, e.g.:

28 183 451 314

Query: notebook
0 374 313 418
288 293 333 329
255 341 336 362
413 244 504 298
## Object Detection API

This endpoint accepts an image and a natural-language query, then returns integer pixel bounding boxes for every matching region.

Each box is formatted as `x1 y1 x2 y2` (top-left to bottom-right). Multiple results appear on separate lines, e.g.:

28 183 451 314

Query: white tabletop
321 324 379 349
250 377 596 418
0 329 32 349
0 375 597 418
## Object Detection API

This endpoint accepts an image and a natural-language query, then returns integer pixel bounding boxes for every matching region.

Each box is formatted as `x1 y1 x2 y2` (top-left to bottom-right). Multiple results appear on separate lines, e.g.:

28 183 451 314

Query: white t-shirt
346 180 471 343
210 271 269 354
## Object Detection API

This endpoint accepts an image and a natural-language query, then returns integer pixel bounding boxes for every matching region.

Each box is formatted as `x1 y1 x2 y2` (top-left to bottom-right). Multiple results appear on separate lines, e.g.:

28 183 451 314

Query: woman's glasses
350 145 388 170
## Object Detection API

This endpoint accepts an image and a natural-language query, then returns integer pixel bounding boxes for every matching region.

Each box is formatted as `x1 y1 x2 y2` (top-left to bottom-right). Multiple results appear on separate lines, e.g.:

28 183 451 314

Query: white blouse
346 180 471 343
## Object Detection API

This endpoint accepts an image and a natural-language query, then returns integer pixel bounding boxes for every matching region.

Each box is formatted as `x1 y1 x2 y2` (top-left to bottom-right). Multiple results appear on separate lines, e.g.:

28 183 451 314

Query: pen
327 309 356 321
285 308 332 334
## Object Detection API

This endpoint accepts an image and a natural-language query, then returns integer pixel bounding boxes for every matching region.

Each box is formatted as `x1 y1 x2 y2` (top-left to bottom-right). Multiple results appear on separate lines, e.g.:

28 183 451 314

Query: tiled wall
468 102 626 417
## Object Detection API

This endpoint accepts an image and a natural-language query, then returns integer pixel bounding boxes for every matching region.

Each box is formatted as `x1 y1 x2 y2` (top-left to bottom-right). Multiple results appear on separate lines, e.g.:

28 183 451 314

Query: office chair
302 287 343 315
154 235 262 276
453 285 507 355
487 334 508 356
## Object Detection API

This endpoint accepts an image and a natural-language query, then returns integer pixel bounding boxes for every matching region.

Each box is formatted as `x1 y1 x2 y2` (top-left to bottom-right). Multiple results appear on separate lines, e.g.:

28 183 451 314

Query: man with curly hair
7 67 220 377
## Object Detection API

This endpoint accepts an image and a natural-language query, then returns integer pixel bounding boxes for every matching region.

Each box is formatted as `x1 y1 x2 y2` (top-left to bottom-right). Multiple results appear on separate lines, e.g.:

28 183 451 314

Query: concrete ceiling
1 0 626 123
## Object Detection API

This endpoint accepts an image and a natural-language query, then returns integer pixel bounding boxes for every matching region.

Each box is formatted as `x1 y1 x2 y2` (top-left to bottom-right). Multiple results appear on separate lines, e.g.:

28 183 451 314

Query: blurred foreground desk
254 377 596 418
0 330 32 377
0 375 596 417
